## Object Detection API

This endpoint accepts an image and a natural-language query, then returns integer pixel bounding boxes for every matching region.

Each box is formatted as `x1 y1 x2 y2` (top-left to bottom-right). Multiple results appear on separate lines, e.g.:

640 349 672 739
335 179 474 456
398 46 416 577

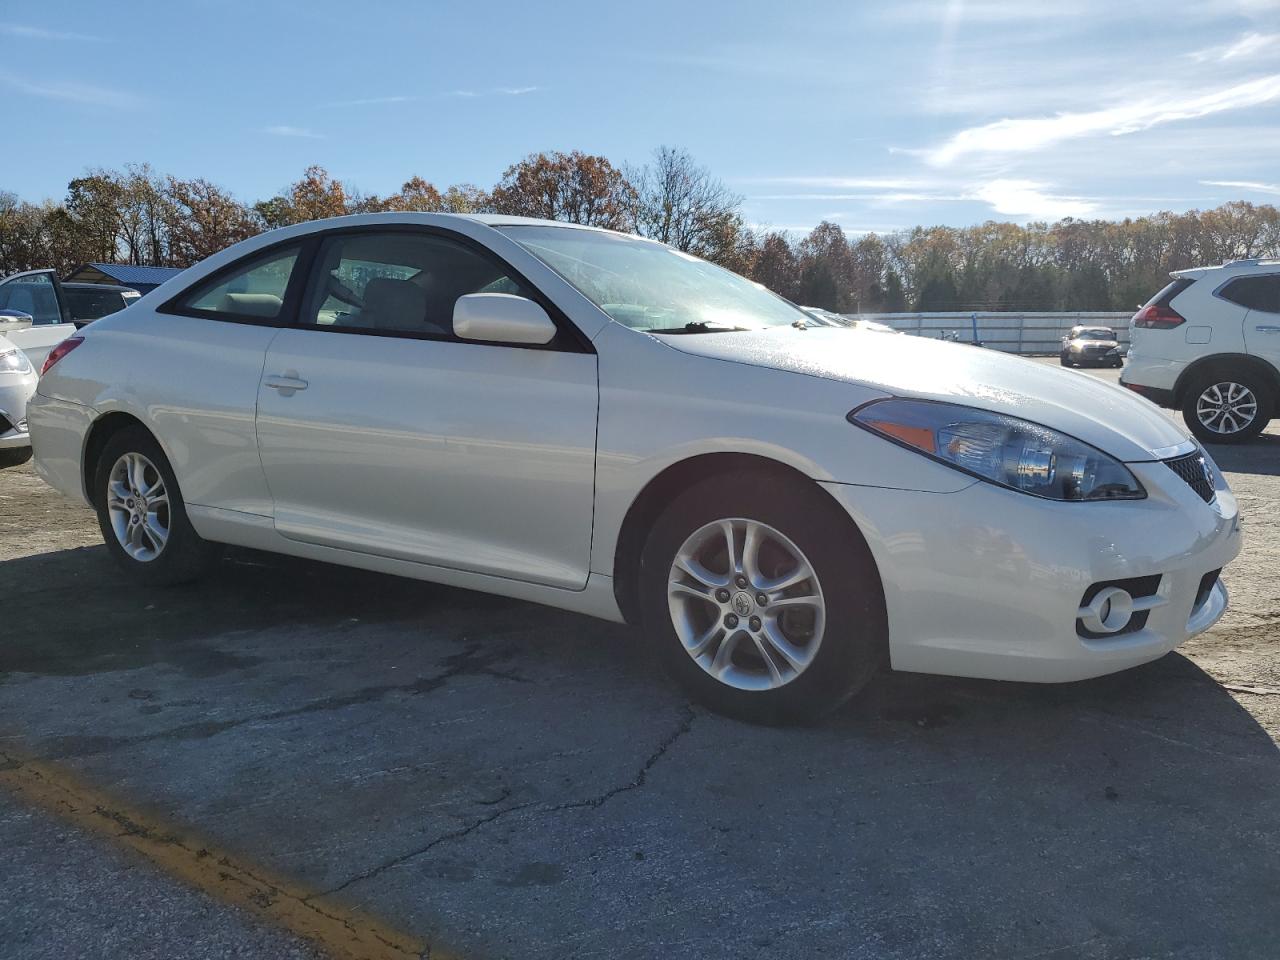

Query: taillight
40 336 84 376
1132 304 1185 329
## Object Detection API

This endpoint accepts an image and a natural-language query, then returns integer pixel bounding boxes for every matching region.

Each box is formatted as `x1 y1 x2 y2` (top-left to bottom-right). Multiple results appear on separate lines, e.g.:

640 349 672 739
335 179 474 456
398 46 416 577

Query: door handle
264 372 308 395
1255 325 1280 334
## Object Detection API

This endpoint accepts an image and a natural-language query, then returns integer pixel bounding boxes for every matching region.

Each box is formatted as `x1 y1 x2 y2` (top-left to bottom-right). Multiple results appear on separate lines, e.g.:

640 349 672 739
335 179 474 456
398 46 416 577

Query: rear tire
0 446 33 468
639 473 886 724
1181 370 1272 445
93 426 221 585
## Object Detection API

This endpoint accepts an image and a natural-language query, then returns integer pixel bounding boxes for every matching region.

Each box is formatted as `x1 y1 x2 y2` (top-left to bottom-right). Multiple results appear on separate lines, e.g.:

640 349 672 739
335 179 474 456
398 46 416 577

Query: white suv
1122 259 1280 444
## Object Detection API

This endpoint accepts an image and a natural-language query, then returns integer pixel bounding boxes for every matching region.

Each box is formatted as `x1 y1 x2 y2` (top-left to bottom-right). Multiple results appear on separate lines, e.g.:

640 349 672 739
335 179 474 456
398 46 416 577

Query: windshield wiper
643 321 750 334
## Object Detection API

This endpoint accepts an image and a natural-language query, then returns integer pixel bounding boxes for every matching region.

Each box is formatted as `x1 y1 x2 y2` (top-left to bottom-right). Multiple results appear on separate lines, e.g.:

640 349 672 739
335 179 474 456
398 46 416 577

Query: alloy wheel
667 517 825 691
1195 381 1258 436
106 452 170 561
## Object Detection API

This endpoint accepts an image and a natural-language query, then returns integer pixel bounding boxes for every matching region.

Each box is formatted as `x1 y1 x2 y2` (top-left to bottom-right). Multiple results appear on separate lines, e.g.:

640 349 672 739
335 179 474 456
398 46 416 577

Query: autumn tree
489 151 635 229
253 165 349 227
165 177 259 265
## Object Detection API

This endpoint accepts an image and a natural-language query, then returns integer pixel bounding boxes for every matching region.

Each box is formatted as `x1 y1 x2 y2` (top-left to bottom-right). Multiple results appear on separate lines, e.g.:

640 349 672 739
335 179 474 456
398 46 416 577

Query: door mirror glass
454 294 557 345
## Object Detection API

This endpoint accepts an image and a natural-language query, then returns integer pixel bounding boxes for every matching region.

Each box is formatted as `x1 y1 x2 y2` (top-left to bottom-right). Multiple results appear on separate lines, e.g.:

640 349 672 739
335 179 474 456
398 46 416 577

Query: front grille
1195 569 1221 610
1164 452 1215 503
0 412 12 435
1077 574 1162 639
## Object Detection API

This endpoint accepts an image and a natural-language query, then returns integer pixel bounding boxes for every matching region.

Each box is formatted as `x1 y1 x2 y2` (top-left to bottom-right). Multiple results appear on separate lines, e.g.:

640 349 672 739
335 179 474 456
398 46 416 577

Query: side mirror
454 293 556 346
0 309 34 333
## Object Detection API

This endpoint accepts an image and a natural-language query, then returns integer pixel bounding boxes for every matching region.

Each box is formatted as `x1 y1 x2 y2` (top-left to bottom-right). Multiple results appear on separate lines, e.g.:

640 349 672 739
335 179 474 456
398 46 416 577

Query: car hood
1070 338 1119 347
658 326 1189 461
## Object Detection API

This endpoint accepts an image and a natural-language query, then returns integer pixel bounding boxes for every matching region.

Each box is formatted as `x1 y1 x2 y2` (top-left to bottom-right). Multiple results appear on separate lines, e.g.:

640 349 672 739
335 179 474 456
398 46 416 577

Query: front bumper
820 457 1241 683
0 371 37 450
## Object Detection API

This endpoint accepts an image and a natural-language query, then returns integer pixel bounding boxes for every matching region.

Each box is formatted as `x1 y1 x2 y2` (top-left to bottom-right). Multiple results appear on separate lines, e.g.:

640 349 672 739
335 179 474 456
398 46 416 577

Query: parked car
0 269 80 371
0 330 37 466
1122 258 1280 444
1060 325 1123 368
62 282 141 326
30 213 1241 723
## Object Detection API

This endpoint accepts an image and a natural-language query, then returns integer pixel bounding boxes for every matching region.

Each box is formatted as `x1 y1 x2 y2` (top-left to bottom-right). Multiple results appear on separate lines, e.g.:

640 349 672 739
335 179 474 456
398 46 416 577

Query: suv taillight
1132 304 1186 329
40 336 84 376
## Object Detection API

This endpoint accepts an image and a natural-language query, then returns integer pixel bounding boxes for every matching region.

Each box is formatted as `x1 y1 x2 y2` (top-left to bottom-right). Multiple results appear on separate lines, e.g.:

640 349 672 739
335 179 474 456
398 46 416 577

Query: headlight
849 398 1145 501
0 349 32 375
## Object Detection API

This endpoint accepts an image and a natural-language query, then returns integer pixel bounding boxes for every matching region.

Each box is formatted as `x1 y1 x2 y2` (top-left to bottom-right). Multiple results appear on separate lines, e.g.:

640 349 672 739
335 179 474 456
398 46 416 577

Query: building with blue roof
65 263 186 294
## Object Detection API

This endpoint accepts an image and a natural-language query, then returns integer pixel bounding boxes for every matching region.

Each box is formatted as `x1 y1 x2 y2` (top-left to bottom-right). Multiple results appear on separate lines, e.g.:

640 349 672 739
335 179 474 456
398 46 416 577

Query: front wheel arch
611 452 884 630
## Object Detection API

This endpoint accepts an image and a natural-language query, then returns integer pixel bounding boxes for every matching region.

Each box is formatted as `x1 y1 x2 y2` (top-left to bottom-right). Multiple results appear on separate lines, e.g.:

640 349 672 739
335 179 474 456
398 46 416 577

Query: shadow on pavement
2 544 1278 959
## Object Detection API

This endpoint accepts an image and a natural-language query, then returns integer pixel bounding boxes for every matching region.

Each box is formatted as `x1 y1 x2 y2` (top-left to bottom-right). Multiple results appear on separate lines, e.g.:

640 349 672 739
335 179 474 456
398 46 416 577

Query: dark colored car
1060 326 1123 368
62 282 141 327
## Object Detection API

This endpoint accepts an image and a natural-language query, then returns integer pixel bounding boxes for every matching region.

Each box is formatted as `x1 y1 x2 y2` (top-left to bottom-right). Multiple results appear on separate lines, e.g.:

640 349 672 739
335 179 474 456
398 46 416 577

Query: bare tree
628 147 744 259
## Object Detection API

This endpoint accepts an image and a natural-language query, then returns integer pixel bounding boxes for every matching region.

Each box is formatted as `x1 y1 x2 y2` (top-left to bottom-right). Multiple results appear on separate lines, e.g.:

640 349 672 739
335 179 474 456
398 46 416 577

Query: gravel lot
2 361 1278 959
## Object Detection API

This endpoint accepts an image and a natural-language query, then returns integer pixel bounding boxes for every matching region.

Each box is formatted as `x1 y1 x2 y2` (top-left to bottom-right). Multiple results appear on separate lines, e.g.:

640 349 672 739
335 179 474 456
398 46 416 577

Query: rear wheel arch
1174 354 1280 410
611 452 883 628
82 412 152 503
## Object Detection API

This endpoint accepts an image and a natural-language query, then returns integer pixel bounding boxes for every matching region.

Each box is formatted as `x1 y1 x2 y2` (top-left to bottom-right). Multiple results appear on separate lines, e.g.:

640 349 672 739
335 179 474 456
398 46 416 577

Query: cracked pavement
1 363 1278 959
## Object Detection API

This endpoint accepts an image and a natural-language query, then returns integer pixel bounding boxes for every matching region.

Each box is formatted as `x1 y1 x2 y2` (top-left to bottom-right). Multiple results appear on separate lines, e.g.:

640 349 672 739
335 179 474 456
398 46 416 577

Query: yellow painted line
0 751 446 960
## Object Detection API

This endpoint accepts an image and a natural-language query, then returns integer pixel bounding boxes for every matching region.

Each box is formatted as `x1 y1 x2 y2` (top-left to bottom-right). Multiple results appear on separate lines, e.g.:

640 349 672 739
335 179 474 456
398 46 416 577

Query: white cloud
738 176 934 189
4 78 139 109
968 179 1098 219
264 125 324 139
1190 31 1279 62
326 95 416 107
446 87 538 99
1201 179 1280 195
924 74 1280 165
0 22 102 41
750 192 962 204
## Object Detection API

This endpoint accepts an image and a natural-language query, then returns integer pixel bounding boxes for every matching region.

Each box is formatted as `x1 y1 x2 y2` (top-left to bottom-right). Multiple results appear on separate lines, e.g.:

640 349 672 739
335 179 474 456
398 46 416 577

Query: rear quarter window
1219 275 1280 314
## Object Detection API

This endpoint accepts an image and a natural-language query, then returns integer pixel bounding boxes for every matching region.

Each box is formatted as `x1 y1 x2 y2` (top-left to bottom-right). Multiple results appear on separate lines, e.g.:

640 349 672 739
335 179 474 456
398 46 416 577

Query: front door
0 270 77 370
255 227 599 590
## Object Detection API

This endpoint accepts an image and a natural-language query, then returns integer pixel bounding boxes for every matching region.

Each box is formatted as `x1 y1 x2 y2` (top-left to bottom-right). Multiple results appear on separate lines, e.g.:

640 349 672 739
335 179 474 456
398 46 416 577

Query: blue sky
3 0 1279 235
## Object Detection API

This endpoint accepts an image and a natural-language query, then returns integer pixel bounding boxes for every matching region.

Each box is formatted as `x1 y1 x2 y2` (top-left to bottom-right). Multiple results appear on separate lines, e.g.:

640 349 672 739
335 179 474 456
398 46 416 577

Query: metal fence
844 312 1133 356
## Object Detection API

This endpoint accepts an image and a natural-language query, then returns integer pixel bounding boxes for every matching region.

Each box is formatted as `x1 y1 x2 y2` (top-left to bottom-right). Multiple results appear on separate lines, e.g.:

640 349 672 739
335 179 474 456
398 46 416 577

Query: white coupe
29 214 1241 722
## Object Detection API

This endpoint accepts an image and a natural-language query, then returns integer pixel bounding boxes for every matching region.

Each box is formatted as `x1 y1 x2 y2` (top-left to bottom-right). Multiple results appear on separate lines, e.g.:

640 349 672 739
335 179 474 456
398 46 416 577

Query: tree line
3 148 1279 313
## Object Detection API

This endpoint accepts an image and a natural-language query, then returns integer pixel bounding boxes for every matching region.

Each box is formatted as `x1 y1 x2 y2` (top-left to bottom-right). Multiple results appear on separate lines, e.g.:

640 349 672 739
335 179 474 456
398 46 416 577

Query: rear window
1141 277 1193 311
65 288 130 321
1219 275 1280 314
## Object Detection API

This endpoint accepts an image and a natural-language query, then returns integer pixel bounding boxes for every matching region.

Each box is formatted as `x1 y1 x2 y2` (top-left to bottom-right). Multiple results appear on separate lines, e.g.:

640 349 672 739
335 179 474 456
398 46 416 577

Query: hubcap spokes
1197 381 1257 435
106 452 170 562
668 518 825 691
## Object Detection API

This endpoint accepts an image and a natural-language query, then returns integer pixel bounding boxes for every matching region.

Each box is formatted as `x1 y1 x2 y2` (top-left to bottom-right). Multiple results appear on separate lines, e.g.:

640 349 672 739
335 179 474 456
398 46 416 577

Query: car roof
1172 258 1280 281
61 282 138 293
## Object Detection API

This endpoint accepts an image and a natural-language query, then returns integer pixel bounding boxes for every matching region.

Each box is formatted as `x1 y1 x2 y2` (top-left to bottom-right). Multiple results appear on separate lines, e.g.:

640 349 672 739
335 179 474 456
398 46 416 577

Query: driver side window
300 230 532 338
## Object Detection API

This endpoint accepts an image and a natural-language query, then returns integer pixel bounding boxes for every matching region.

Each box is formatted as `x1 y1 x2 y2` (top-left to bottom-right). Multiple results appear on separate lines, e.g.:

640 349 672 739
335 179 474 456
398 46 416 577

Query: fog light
1079 586 1134 634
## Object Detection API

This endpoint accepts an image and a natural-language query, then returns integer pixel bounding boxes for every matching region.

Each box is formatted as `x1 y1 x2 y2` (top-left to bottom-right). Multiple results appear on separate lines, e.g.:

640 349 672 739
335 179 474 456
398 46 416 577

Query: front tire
93 426 221 585
639 473 886 724
0 446 33 468
1181 370 1272 445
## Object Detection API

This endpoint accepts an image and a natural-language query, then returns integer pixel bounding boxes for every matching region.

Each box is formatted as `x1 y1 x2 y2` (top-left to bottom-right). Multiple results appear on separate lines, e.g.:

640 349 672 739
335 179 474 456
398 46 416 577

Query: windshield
499 225 807 332
1075 329 1115 340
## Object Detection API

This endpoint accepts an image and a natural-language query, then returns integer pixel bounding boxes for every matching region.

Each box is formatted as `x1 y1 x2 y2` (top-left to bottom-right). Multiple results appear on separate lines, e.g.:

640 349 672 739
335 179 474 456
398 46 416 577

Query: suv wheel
639 474 886 724
1181 370 1272 444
